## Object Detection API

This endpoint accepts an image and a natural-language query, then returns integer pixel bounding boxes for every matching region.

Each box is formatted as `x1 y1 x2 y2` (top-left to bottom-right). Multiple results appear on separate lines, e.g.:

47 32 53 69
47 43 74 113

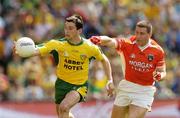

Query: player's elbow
102 54 109 63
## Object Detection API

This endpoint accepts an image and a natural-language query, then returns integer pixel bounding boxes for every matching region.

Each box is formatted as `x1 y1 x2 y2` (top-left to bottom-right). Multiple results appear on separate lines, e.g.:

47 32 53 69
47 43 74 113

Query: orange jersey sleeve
151 40 165 68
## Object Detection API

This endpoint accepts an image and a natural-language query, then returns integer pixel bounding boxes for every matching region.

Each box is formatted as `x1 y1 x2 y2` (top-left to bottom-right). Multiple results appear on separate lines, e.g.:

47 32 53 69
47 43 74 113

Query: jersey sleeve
38 40 61 56
91 45 104 61
116 38 127 51
156 49 165 68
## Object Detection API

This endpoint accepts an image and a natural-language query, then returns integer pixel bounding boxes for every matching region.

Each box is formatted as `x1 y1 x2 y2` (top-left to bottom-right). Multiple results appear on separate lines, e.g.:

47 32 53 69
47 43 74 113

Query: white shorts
114 79 156 111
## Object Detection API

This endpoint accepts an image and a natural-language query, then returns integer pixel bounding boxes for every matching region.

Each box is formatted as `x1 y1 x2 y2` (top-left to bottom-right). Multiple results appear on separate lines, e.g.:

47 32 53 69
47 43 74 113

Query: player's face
135 26 151 47
64 21 79 39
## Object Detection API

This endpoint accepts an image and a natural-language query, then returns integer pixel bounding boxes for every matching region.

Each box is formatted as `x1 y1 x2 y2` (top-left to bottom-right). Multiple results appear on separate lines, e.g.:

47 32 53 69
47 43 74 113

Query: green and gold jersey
38 37 104 85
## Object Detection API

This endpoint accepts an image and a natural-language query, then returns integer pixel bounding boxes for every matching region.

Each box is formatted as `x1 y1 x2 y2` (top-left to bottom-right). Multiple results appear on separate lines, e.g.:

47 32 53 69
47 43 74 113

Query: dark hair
136 20 152 34
65 14 83 30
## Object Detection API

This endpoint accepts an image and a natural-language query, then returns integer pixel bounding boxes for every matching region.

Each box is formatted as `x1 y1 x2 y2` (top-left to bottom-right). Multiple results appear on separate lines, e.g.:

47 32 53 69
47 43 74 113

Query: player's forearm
154 66 166 81
101 54 113 81
159 70 166 79
159 65 166 78
99 36 117 48
33 47 40 56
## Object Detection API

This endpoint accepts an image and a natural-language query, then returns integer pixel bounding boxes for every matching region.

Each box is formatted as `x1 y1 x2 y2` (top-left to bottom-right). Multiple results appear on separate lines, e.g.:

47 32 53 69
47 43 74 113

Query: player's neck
138 39 150 51
69 36 82 45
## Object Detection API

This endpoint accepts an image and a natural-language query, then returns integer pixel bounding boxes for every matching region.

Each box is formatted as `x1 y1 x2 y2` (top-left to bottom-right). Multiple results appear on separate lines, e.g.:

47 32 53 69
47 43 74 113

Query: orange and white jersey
116 36 165 86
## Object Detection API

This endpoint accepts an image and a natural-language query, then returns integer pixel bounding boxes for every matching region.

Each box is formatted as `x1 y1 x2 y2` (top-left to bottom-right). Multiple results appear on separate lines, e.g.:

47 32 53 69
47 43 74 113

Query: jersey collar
67 37 84 46
136 39 151 51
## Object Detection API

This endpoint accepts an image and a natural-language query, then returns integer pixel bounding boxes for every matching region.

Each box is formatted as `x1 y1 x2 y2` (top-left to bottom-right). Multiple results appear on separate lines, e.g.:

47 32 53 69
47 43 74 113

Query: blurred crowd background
0 0 180 104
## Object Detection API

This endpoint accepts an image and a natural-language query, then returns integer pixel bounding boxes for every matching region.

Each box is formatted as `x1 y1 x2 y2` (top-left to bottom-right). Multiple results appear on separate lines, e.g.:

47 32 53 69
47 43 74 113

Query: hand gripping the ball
15 37 36 57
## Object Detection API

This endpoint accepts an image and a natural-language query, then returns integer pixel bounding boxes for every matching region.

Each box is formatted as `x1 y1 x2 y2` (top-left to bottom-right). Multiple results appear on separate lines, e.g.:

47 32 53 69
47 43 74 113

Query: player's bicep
91 45 104 61
107 38 118 49
100 36 117 49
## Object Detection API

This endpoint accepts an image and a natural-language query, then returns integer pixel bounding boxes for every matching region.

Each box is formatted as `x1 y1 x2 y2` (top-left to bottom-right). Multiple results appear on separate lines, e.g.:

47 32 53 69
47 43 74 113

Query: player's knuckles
90 39 95 43
90 36 100 43
90 38 98 43
91 36 98 39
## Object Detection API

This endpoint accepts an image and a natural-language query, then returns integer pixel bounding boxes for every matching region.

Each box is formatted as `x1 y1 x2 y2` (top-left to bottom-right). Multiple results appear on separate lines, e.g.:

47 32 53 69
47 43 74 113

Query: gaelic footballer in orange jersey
89 20 166 118
116 36 165 86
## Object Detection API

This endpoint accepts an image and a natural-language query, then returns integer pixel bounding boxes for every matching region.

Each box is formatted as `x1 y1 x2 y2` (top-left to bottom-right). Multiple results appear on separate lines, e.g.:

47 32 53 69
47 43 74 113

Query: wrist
107 79 113 83
33 47 40 56
106 79 113 89
155 72 161 81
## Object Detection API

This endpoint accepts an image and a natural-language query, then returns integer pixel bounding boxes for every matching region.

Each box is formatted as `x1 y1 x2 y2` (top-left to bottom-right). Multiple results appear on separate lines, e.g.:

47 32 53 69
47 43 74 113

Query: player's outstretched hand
89 36 101 45
106 80 115 97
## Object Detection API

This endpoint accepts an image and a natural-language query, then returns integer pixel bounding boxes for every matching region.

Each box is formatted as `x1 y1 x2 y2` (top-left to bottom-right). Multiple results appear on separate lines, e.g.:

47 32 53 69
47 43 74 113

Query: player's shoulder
48 37 68 44
116 35 133 43
55 37 67 42
83 38 102 53
37 38 67 47
150 39 164 53
83 37 98 47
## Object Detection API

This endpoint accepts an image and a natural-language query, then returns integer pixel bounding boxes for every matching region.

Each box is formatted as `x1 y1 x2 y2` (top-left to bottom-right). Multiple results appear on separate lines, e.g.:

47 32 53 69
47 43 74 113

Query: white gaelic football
16 37 36 57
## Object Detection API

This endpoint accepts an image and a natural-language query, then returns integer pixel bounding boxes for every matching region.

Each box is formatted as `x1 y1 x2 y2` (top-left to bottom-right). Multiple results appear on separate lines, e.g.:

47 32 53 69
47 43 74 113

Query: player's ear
78 28 82 34
147 30 152 38
149 29 153 37
150 31 152 37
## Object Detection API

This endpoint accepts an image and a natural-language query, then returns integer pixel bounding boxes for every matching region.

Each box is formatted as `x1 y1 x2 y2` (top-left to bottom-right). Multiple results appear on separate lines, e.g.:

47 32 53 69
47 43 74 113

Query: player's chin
136 39 142 42
65 34 70 38
136 40 144 46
